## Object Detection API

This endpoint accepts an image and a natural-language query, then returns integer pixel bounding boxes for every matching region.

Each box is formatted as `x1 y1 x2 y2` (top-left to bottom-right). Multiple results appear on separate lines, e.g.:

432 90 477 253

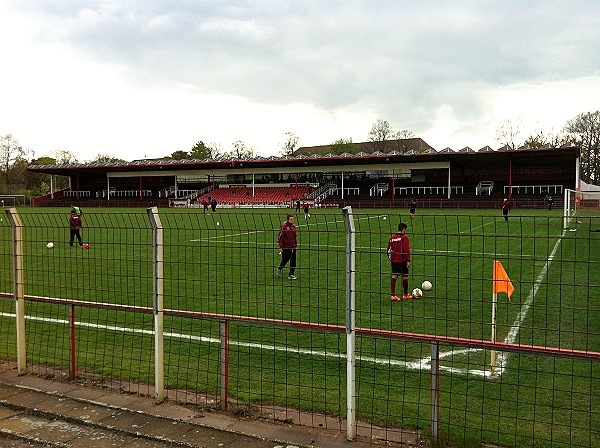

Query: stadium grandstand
26 139 580 211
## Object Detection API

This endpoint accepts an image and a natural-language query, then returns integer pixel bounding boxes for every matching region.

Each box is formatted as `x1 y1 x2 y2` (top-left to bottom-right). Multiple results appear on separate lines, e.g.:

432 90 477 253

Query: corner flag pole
491 260 514 377
490 288 498 377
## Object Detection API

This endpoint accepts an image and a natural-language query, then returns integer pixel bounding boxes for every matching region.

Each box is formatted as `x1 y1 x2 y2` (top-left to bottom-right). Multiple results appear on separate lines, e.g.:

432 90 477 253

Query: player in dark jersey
69 207 83 247
277 214 298 280
387 222 411 300
502 198 511 222
409 199 417 219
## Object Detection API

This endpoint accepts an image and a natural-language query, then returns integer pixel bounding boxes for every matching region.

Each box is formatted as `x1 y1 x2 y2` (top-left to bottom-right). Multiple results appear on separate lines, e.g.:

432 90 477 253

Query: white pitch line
187 238 524 258
504 237 561 346
459 219 495 234
189 214 380 242
0 312 422 370
0 311 489 376
495 230 564 371
416 231 565 378
190 229 270 242
0 231 561 380
187 214 527 257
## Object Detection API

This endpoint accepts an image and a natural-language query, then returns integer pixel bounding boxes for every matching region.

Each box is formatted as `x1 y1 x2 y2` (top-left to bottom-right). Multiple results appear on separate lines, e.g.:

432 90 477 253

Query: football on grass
412 288 423 299
421 280 432 291
47 242 54 249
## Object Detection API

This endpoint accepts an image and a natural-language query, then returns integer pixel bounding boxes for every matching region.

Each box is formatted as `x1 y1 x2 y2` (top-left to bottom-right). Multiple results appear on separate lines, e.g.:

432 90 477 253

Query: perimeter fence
0 206 599 447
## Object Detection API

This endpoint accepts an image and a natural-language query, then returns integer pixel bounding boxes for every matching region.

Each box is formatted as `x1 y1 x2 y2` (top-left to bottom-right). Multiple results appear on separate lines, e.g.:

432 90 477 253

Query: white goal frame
563 189 600 229
0 195 26 207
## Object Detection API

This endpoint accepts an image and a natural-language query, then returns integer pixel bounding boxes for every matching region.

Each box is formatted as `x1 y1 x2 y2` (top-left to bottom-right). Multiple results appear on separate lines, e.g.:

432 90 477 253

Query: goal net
563 189 600 228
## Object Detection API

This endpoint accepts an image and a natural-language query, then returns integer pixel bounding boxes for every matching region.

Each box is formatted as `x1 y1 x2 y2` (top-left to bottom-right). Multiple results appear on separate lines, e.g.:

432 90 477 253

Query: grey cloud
23 0 600 121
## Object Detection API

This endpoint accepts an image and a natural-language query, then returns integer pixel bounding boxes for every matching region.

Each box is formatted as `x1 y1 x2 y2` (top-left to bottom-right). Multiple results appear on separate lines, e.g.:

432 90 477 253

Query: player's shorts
391 262 409 276
410 209 416 214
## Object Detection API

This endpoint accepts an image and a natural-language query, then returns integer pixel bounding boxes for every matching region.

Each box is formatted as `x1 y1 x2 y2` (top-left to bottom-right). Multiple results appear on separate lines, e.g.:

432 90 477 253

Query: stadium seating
196 186 308 206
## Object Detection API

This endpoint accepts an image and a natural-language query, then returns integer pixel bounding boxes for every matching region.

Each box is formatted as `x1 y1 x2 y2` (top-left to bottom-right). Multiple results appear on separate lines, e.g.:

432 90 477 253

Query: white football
47 242 54 249
412 288 423 299
421 280 432 291
382 216 387 220
216 222 220 226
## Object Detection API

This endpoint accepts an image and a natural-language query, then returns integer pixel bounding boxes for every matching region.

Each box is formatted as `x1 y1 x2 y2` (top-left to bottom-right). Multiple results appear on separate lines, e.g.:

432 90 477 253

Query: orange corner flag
493 260 514 299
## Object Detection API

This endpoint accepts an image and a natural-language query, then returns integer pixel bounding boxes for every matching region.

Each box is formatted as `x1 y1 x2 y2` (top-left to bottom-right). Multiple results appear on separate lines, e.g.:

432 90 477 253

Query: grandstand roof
293 137 434 156
27 145 580 178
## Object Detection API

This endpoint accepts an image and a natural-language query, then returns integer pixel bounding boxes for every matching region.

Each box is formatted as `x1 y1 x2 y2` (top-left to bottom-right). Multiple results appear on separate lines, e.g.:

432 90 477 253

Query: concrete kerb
0 366 421 447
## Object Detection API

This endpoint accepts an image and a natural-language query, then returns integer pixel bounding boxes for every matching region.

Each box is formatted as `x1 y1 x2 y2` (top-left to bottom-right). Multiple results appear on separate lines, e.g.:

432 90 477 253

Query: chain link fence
1 206 599 447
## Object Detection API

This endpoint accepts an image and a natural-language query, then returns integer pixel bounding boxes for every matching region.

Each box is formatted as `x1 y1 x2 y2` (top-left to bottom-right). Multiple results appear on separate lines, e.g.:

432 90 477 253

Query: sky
1 1 599 162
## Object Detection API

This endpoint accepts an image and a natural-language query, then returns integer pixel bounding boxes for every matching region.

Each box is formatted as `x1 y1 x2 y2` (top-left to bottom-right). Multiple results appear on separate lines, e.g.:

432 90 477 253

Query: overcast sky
1 1 599 162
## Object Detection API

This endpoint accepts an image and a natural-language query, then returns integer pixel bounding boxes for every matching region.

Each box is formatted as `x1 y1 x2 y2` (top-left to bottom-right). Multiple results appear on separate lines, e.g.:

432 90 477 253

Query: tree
207 142 224 160
0 134 24 173
564 110 600 185
54 150 78 164
394 129 416 153
88 154 127 163
31 156 57 165
190 141 214 159
169 150 190 160
523 129 547 149
0 134 25 193
224 140 254 159
495 119 522 150
522 124 568 149
330 138 356 155
280 132 299 157
6 157 29 194
368 119 393 152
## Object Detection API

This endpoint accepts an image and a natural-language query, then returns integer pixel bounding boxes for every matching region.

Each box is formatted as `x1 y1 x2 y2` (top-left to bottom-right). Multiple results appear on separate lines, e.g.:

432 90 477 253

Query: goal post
0 195 26 207
563 189 600 229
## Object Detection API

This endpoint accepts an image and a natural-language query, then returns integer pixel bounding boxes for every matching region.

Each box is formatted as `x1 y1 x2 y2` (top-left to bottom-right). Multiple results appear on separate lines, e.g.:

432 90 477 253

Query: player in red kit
69 207 83 247
502 198 511 222
387 222 411 300
277 214 298 280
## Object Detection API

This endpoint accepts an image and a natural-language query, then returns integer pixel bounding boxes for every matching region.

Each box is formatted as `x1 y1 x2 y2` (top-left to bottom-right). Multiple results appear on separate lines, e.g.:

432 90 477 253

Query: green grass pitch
0 206 599 447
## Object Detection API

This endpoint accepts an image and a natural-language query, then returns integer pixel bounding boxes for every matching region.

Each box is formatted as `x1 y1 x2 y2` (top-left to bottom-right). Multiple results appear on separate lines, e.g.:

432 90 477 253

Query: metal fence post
147 207 164 403
220 320 229 410
69 305 76 379
342 206 356 441
431 342 440 443
5 208 26 375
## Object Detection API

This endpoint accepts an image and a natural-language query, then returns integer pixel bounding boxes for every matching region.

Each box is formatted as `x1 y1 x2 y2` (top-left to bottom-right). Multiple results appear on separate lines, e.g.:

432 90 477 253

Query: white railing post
147 207 165 403
342 206 356 440
5 208 26 375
